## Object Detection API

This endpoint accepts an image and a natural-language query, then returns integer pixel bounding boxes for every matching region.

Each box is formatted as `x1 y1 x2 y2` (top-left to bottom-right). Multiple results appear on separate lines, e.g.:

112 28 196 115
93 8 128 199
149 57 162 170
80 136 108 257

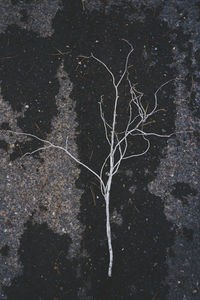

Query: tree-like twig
4 40 176 277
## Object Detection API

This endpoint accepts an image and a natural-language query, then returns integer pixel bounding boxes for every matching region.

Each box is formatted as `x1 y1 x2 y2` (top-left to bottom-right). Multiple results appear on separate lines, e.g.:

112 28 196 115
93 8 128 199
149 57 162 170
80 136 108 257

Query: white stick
3 40 177 277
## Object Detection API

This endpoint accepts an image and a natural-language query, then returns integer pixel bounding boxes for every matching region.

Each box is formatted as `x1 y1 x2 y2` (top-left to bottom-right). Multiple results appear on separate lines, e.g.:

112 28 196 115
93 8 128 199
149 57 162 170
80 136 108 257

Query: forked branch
3 40 176 277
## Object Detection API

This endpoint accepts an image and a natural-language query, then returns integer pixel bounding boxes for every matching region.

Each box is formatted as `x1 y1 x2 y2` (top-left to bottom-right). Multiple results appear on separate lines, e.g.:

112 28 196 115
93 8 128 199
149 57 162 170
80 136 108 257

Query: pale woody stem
4 39 175 278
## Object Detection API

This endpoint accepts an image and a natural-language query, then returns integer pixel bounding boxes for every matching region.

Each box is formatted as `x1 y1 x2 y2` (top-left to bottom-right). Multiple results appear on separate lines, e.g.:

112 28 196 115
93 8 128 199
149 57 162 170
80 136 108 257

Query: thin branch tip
121 38 134 50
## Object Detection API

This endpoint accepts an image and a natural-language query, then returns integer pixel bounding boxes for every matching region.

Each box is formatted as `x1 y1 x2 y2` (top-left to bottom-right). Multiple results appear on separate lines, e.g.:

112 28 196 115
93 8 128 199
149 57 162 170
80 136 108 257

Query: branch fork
4 39 176 277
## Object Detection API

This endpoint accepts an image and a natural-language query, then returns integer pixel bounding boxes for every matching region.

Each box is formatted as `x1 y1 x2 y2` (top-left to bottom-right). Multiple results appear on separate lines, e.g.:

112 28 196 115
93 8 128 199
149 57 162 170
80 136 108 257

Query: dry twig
4 40 177 277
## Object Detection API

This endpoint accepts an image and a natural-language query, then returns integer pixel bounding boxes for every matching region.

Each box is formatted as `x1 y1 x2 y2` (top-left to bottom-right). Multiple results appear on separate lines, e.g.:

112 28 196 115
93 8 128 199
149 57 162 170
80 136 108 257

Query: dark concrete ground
0 0 200 299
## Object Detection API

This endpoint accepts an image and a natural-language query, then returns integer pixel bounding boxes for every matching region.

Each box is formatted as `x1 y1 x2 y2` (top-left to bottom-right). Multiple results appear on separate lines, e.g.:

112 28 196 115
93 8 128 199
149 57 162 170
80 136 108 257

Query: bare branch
21 145 53 158
123 136 150 160
91 53 116 86
98 96 111 145
148 78 177 118
6 130 106 193
116 39 134 87
2 40 179 278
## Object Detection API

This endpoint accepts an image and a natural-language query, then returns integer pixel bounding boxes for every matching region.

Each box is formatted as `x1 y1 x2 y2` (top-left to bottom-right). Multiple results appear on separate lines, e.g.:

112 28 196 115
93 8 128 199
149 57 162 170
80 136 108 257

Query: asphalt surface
0 1 200 299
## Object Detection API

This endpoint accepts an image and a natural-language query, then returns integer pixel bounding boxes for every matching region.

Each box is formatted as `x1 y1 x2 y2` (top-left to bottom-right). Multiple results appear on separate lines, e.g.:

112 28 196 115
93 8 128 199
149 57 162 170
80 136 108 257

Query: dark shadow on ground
3 221 80 300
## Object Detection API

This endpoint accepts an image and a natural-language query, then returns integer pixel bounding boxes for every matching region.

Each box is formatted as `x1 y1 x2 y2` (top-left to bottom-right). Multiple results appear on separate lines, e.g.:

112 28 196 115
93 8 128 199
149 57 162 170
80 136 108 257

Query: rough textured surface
0 0 200 299
0 0 61 36
0 60 82 297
